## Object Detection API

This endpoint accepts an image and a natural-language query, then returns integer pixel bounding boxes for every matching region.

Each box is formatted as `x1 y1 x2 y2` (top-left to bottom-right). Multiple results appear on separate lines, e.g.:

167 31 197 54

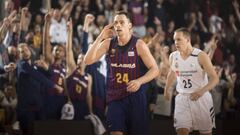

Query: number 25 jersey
170 48 208 93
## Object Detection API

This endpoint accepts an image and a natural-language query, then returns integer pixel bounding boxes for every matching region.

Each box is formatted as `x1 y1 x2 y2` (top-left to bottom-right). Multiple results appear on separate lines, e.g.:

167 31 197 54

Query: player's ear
128 22 132 29
187 37 191 43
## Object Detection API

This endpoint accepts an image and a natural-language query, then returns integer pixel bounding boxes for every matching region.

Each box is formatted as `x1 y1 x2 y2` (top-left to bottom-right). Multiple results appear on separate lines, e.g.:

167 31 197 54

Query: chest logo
128 51 134 57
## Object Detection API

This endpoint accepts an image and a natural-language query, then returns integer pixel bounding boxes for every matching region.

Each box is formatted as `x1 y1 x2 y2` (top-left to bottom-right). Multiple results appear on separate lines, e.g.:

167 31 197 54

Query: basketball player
164 27 219 135
66 19 93 120
84 11 159 135
43 12 66 119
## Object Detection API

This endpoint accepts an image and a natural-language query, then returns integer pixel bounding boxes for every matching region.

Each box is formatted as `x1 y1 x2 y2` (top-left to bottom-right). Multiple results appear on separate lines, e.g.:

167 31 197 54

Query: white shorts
174 92 215 134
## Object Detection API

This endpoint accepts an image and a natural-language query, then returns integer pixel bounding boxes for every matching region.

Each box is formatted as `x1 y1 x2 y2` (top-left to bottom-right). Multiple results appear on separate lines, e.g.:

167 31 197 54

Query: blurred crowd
0 0 240 135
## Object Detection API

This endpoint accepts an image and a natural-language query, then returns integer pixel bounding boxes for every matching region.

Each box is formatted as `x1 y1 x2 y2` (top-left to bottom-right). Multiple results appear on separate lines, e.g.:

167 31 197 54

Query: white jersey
170 48 208 93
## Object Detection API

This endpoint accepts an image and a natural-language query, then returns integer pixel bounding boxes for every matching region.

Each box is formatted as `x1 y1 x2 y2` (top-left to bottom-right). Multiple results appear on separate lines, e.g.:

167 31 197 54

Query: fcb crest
110 49 116 57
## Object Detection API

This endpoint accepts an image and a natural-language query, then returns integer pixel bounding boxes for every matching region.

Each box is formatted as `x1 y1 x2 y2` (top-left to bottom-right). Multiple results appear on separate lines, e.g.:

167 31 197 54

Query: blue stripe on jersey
106 36 147 103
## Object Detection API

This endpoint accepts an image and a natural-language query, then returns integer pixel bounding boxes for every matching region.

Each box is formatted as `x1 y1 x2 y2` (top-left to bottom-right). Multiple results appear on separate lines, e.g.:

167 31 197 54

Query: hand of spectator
35 59 49 70
4 63 16 72
45 10 53 23
4 85 16 99
150 33 161 45
232 73 237 83
84 14 95 25
154 17 161 26
20 7 31 31
229 15 236 25
83 14 95 32
189 12 197 24
233 0 239 10
3 17 11 28
217 66 223 78
210 35 218 50
54 84 64 93
197 11 203 21
224 65 230 76
162 46 170 54
8 10 17 23
163 90 170 101
67 18 73 34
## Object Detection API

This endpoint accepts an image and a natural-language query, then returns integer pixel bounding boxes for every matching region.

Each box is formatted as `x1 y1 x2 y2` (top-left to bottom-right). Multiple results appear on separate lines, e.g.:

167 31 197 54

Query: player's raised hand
99 23 115 40
67 18 73 33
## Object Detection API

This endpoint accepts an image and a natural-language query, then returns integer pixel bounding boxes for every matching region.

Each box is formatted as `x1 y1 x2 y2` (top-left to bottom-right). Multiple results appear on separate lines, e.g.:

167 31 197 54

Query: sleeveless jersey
170 48 208 93
48 64 65 95
67 69 88 101
106 36 147 103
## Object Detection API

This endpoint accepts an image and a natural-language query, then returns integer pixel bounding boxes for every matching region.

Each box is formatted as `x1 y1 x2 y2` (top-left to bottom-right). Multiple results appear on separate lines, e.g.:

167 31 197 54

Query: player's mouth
116 29 122 32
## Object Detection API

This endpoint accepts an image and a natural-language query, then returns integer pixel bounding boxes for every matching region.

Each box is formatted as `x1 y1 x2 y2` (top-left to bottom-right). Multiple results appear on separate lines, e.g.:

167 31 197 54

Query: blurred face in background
58 0 65 8
34 24 41 34
96 15 106 27
35 14 43 25
53 9 61 21
5 0 14 13
18 44 31 60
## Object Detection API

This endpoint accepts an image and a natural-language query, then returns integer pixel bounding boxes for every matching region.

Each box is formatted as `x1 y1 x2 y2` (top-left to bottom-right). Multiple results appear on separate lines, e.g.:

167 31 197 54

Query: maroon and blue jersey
106 36 147 103
48 64 65 96
67 69 88 101
45 64 66 119
67 69 90 119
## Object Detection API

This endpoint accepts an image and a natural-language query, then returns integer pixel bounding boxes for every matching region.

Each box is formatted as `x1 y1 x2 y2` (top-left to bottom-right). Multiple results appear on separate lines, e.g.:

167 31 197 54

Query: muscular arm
43 13 53 64
66 19 76 77
86 74 93 114
136 40 159 84
84 23 114 65
127 40 159 92
198 52 219 93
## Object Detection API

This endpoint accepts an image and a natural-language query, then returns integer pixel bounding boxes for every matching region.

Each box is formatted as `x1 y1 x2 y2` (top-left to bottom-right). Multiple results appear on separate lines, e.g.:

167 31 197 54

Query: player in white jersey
164 28 219 135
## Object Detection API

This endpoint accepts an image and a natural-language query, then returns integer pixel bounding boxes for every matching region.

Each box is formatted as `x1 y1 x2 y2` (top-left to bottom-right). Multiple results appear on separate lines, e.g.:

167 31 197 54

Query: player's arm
136 40 159 84
164 54 176 101
86 74 93 114
127 39 159 92
198 51 219 93
84 23 113 65
43 12 53 64
66 18 76 77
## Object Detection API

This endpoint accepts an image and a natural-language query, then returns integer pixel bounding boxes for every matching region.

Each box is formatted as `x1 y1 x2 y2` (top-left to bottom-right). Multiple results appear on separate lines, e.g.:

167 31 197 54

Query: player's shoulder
192 48 208 58
135 37 148 54
169 51 178 58
135 38 146 46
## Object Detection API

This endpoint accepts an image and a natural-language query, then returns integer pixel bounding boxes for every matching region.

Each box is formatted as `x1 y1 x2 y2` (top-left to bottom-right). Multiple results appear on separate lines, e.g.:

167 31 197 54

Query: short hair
174 27 191 39
18 43 28 50
114 10 132 21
